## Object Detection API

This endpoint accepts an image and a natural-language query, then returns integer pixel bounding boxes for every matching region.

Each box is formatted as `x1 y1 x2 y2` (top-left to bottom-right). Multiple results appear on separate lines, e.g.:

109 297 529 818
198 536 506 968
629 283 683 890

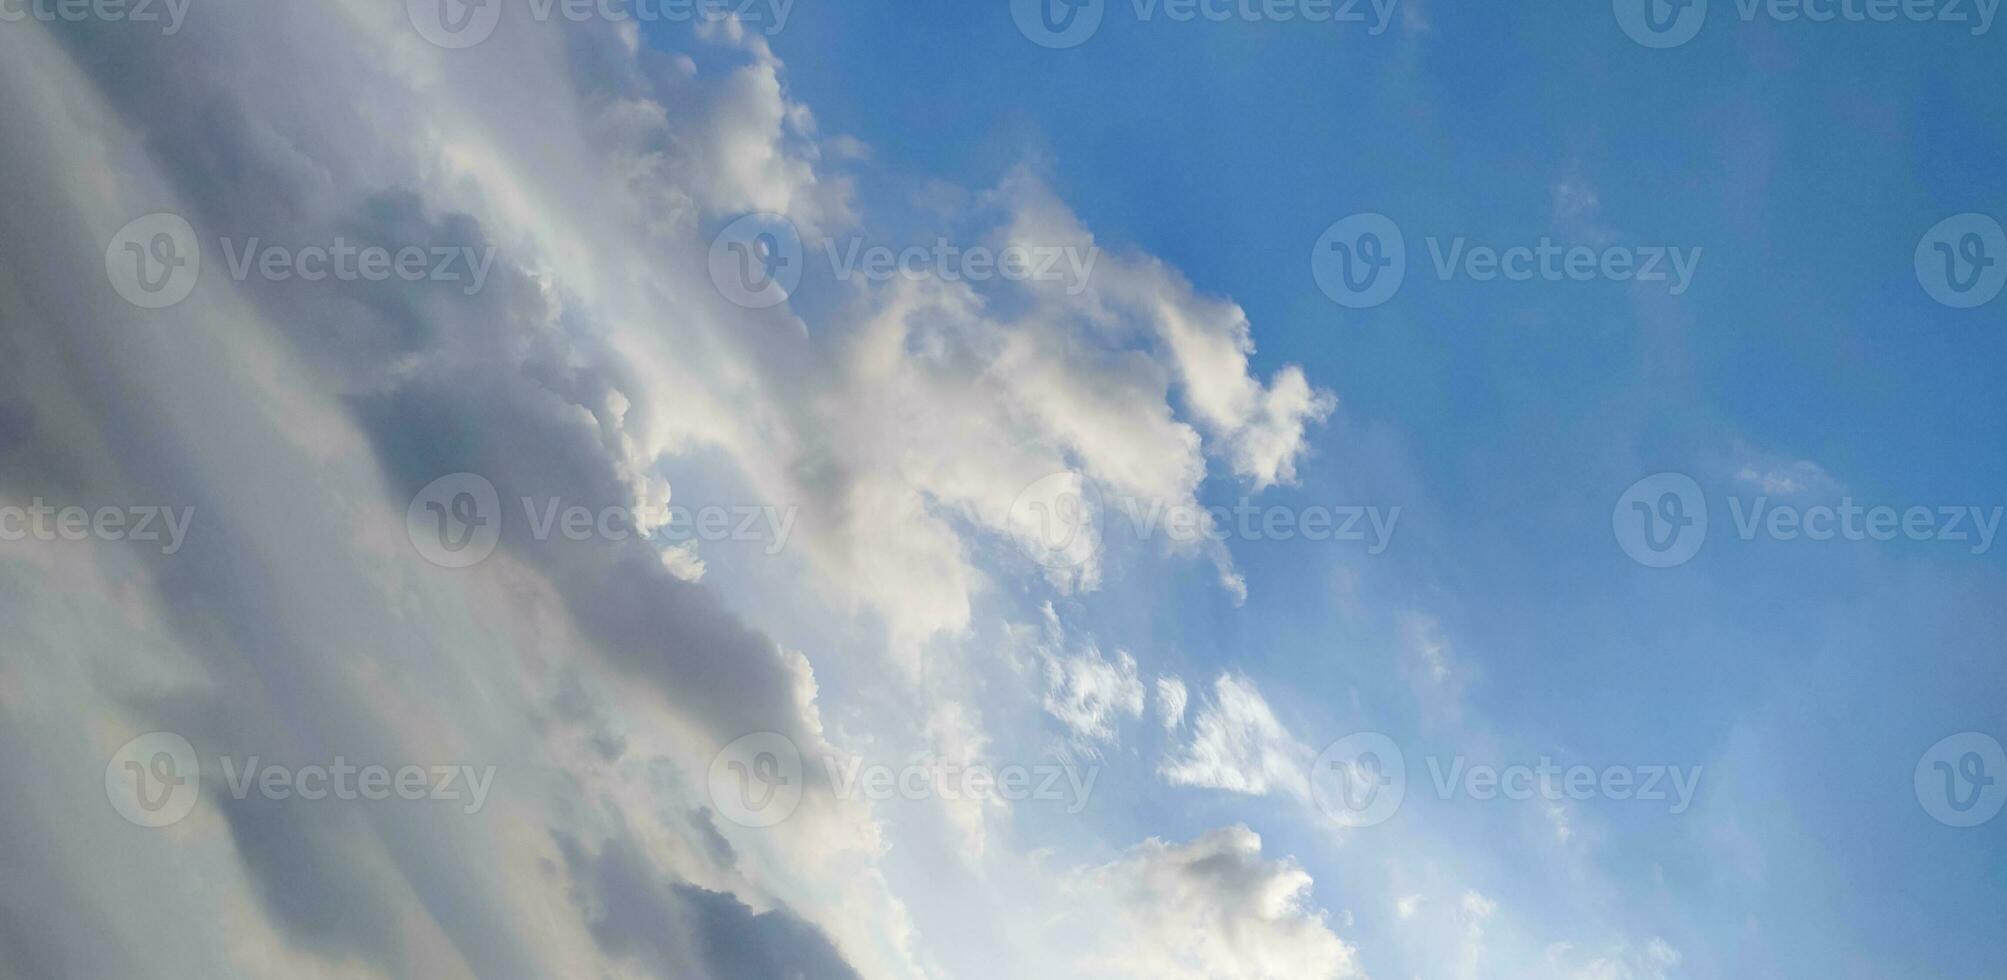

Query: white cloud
1461 890 1497 921
1732 454 1841 497
701 168 1336 656
1403 612 1453 684
1159 674 1313 799
996 176 1336 494
1541 938 1682 980
1554 175 1602 222
0 4 1355 979
1030 605 1146 745
1155 675 1189 732
1058 826 1363 980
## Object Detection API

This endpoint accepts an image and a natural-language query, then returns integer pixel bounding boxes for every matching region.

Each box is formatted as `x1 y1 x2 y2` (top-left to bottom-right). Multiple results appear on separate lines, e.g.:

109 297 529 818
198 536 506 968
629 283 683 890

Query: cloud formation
0 4 1348 979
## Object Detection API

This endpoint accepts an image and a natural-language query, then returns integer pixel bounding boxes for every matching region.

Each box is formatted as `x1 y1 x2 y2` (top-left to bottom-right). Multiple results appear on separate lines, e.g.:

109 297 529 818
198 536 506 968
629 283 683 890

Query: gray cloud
558 832 861 980
0 3 1351 977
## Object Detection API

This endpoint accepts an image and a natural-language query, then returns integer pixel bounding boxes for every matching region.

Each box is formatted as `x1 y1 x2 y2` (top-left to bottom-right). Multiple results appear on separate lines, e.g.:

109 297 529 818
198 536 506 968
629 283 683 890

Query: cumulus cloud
0 3 1348 979
995 175 1336 494
771 169 1337 644
556 833 861 980
0 8 904 977
1058 826 1362 980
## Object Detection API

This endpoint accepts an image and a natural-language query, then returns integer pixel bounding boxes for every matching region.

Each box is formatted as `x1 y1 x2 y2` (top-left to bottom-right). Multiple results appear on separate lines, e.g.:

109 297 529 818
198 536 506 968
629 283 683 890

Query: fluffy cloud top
1060 826 1362 980
0 5 1345 979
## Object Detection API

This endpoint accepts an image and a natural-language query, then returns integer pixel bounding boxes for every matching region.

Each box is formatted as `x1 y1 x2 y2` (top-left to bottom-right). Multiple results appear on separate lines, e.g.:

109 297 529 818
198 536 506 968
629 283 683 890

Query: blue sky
2 2 2003 979
741 4 2007 976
